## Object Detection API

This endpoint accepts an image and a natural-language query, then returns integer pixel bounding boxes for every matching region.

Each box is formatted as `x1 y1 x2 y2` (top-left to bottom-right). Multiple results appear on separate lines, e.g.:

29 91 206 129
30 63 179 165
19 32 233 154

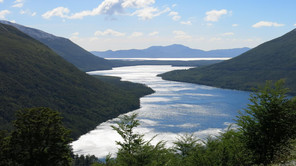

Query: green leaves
2 107 72 166
236 80 296 165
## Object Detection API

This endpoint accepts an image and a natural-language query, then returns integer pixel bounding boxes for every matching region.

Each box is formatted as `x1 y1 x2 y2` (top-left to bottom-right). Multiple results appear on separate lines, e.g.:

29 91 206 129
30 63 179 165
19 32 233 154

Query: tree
8 107 72 166
111 113 171 166
236 80 296 165
173 134 198 158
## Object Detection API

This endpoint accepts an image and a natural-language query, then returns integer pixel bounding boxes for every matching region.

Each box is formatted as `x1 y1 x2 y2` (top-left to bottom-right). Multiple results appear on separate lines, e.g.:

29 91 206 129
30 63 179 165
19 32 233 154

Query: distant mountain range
160 28 296 95
0 20 113 71
92 44 250 58
0 23 153 138
0 20 245 71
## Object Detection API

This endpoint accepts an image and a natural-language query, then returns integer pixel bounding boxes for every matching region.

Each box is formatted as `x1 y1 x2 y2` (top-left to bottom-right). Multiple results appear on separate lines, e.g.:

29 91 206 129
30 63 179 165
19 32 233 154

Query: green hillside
160 29 296 95
0 20 113 72
0 23 153 138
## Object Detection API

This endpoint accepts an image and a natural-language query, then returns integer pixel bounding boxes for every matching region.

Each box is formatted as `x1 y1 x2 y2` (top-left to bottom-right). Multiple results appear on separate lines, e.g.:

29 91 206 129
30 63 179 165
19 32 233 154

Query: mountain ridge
0 20 113 71
92 44 250 58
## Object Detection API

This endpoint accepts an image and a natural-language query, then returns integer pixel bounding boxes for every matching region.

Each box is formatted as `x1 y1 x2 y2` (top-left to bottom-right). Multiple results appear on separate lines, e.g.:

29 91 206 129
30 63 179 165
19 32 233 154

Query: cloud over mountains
42 0 170 20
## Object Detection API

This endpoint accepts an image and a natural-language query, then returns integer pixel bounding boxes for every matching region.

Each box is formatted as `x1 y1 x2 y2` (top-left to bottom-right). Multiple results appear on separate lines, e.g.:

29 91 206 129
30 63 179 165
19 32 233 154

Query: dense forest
160 28 296 95
0 23 153 139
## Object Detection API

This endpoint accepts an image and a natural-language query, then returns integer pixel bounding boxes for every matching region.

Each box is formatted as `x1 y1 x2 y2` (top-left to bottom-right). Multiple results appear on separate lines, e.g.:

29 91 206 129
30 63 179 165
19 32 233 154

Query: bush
236 80 296 165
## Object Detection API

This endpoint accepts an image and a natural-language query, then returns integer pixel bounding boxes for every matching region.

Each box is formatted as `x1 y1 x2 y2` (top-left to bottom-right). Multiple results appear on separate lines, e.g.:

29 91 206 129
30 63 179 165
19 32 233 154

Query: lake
105 57 231 61
72 65 250 158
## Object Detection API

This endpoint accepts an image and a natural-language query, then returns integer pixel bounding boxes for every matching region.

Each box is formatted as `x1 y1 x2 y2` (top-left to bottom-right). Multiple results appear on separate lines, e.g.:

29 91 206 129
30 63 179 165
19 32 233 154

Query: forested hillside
0 20 113 72
0 23 153 138
160 28 296 95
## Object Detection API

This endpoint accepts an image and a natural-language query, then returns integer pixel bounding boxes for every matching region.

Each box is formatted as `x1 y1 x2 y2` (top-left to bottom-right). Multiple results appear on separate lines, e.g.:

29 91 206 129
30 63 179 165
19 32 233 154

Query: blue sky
0 0 296 51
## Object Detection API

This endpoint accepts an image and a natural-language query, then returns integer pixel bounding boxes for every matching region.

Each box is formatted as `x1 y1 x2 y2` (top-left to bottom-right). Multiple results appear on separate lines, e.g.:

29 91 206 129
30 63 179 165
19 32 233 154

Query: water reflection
72 65 250 158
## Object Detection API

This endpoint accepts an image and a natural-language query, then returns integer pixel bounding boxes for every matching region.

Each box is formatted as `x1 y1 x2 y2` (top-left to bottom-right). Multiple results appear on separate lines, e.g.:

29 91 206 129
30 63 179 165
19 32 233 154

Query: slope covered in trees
160 29 296 95
0 20 113 72
0 23 153 138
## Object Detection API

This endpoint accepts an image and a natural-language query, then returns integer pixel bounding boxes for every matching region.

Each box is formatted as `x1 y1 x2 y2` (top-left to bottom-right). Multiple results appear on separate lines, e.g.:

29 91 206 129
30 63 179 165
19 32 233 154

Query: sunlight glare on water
72 65 250 158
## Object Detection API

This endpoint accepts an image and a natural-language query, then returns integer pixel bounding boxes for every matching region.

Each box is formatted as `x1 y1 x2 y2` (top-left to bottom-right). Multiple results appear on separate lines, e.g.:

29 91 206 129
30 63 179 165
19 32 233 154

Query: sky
0 0 296 51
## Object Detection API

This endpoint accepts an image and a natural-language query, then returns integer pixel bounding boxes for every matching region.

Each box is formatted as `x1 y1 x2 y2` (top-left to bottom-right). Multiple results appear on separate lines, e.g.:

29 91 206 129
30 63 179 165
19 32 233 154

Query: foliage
0 107 72 166
160 29 296 95
170 129 250 166
109 113 173 166
71 154 100 166
106 114 252 166
236 80 296 165
0 23 153 139
173 134 199 157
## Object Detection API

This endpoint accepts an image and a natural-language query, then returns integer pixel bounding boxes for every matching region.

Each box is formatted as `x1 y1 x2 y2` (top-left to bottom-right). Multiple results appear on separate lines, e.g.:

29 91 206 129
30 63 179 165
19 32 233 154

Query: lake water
72 65 250 158
106 58 230 61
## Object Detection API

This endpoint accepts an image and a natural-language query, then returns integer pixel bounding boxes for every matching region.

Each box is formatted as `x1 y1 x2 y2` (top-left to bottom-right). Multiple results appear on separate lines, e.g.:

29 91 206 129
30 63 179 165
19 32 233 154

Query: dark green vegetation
237 80 296 165
0 23 153 138
0 108 72 166
160 29 296 95
95 81 296 165
0 20 112 71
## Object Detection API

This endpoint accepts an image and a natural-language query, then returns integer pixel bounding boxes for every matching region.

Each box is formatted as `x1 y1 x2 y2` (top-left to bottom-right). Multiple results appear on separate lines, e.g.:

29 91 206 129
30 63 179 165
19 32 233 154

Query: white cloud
122 0 155 8
0 0 3 3
221 32 234 36
148 31 159 36
42 7 70 19
172 4 177 8
12 0 23 8
20 10 26 15
70 32 80 40
13 3 23 8
132 7 170 20
42 0 167 20
294 24 296 27
210 37 222 41
232 24 238 27
173 30 192 39
168 11 181 21
252 21 284 28
70 0 125 19
130 32 143 37
72 32 79 36
20 10 37 16
180 21 192 25
204 9 228 22
95 29 125 37
0 10 10 19
168 11 178 16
